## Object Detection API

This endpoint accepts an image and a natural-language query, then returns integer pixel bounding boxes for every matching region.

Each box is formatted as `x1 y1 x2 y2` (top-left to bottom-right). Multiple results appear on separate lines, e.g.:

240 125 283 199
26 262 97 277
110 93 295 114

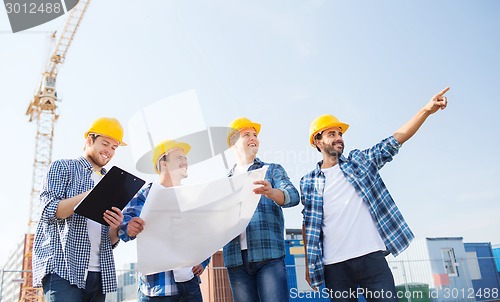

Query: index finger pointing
438 86 450 96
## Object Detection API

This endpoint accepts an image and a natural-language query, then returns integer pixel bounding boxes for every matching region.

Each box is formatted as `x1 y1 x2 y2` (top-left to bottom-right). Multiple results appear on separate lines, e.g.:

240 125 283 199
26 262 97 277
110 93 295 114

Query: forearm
269 188 286 205
302 223 315 289
302 224 308 267
393 107 432 145
269 164 300 207
55 191 88 219
109 228 120 246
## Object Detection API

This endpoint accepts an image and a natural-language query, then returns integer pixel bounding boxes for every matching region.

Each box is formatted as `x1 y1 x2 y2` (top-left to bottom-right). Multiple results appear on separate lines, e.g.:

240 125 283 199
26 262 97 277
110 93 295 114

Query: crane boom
21 1 91 301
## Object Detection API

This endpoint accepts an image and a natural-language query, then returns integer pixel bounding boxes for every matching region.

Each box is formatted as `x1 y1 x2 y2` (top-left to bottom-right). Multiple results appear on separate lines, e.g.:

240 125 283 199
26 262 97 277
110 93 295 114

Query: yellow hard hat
227 117 261 146
152 139 191 174
309 114 349 147
84 117 127 146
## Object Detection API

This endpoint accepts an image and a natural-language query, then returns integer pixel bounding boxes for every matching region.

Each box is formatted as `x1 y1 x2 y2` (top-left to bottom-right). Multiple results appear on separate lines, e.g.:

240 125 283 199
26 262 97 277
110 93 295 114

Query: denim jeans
177 277 203 302
42 272 105 302
324 251 398 302
227 250 289 302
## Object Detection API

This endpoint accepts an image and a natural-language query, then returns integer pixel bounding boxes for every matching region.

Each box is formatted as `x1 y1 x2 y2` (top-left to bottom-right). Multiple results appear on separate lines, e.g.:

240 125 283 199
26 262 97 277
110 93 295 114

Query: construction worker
32 117 127 302
119 139 210 302
301 87 450 301
223 117 300 302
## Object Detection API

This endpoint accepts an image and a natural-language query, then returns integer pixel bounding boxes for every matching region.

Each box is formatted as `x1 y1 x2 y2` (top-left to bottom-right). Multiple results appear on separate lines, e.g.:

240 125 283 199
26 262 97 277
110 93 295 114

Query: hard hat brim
227 122 261 146
84 131 127 146
153 141 191 174
309 122 349 146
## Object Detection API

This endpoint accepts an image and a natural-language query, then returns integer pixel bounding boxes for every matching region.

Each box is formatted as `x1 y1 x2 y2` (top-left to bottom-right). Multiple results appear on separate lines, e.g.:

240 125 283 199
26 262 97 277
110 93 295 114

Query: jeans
227 250 289 302
177 277 203 302
324 251 398 302
42 272 105 302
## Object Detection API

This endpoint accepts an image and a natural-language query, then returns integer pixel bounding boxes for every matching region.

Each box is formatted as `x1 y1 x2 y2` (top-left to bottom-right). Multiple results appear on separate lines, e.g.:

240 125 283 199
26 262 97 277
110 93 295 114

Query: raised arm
393 87 449 145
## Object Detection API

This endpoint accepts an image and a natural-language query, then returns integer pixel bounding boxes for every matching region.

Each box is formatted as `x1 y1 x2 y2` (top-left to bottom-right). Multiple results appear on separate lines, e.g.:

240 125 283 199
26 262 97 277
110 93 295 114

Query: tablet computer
74 166 146 225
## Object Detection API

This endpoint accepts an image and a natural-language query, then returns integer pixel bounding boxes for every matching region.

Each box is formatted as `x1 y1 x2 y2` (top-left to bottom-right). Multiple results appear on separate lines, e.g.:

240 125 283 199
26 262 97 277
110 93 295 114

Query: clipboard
74 166 146 225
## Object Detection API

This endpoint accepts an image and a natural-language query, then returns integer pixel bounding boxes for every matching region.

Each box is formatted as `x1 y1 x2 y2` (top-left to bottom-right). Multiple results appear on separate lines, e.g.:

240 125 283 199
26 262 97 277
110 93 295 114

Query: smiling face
84 135 119 169
162 148 189 180
314 126 345 157
231 127 259 160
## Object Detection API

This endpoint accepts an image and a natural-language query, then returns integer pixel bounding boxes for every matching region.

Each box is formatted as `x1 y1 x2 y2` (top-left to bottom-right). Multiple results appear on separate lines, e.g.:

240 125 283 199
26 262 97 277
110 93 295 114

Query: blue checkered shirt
301 136 415 288
223 158 300 267
119 184 210 297
32 157 118 293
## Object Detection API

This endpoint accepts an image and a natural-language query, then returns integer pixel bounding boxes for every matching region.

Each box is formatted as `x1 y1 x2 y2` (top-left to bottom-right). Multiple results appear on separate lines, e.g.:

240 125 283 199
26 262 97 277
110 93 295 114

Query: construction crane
21 1 91 300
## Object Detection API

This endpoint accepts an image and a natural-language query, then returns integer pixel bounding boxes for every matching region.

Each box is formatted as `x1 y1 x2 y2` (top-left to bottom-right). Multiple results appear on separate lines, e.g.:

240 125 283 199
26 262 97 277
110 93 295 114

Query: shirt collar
228 157 263 176
314 160 323 175
314 154 347 176
77 156 107 175
338 154 347 163
253 157 264 166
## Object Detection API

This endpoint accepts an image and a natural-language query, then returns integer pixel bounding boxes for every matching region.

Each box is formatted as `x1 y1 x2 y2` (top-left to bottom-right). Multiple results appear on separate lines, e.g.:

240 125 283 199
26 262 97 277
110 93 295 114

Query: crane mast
21 1 91 300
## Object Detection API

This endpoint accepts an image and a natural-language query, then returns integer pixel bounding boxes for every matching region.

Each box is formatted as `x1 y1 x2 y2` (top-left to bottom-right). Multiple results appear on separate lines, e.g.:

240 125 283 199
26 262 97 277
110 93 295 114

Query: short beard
322 143 343 158
88 152 109 168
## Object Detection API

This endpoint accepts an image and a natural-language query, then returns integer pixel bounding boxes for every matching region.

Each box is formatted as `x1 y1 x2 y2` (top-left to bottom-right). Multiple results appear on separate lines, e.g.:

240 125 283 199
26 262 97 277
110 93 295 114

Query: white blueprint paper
136 166 268 275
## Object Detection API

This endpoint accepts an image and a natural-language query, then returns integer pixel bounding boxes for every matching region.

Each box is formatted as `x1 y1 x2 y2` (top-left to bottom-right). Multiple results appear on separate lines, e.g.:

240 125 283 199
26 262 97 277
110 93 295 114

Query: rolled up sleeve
269 164 300 208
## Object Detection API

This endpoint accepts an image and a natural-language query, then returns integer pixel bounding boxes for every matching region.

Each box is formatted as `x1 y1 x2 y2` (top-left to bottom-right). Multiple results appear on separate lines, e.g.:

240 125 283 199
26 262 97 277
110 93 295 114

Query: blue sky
1 0 499 267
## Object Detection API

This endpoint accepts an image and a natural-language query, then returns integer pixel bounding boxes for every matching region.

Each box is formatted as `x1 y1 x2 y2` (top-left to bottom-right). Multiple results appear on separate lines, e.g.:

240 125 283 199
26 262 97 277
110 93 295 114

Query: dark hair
159 153 171 163
314 132 323 152
89 134 100 143
157 153 171 172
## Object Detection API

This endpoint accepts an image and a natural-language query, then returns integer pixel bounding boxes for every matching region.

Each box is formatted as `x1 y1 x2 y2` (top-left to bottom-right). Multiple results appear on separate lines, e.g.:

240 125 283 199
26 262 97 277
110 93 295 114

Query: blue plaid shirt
32 157 118 293
301 136 415 288
223 158 300 267
119 184 210 297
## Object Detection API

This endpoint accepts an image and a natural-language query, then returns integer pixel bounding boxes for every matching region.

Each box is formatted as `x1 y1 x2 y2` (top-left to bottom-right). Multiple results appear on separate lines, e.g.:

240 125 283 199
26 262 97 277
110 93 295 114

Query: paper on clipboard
74 166 146 225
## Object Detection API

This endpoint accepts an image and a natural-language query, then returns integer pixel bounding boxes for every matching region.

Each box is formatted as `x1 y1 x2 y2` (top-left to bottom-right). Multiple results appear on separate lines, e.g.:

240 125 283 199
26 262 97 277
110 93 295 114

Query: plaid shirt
32 157 117 293
301 136 415 288
223 158 300 267
119 184 210 297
